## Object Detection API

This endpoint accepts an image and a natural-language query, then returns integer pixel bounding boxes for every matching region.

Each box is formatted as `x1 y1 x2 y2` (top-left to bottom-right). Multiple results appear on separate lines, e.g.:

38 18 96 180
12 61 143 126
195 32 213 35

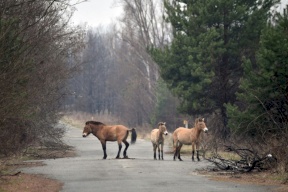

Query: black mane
85 121 106 126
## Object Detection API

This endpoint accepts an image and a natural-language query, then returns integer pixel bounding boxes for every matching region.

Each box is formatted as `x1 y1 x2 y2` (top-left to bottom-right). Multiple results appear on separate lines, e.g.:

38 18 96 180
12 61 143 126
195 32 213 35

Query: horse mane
195 117 204 123
158 122 166 126
85 121 106 126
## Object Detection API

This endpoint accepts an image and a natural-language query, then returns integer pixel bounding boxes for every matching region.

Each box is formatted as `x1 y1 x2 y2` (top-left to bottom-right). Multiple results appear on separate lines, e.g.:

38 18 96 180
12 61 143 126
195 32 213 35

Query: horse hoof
124 156 129 159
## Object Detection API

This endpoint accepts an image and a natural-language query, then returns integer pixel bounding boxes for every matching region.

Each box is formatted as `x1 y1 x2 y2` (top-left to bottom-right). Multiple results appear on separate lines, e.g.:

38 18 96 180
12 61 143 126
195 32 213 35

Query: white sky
70 0 123 27
70 0 288 27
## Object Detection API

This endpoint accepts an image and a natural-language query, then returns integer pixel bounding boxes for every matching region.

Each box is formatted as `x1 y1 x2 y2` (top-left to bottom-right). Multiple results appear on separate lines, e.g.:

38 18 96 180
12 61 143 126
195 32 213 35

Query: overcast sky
70 0 122 27
70 0 288 28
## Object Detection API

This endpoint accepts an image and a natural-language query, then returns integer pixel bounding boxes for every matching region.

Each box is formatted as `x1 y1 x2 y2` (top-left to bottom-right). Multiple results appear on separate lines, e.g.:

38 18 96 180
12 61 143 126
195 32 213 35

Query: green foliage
227 9 288 136
150 79 178 127
150 0 277 137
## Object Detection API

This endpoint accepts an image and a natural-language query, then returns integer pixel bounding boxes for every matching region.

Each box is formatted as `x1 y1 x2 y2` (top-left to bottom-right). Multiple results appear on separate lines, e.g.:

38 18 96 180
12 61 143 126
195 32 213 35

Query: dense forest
1 0 288 173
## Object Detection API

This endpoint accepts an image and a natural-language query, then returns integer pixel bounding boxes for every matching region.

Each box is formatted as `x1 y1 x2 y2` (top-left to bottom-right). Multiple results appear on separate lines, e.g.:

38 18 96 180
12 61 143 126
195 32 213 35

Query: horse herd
82 117 208 161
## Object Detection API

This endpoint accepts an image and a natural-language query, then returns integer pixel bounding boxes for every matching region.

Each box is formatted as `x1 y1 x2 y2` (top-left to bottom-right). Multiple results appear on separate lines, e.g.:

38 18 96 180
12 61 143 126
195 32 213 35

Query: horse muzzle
203 127 208 133
82 133 87 137
164 131 168 135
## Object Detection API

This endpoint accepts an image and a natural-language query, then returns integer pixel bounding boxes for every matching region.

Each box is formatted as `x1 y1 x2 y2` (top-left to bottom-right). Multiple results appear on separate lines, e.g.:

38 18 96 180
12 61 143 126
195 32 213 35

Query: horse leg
192 143 195 161
153 143 157 160
101 141 107 159
196 142 200 161
196 150 200 161
173 140 179 161
158 144 161 160
177 144 183 161
160 143 164 160
173 137 177 161
173 144 177 161
123 140 129 158
116 141 122 159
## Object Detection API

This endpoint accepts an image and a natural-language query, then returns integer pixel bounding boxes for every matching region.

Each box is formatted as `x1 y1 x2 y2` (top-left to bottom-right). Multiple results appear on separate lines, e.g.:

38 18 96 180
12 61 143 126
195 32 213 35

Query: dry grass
61 111 154 139
60 111 120 129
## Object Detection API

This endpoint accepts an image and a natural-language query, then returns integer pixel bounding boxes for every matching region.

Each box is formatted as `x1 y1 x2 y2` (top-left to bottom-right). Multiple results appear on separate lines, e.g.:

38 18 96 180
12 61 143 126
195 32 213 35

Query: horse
82 121 137 159
150 122 168 160
172 118 208 161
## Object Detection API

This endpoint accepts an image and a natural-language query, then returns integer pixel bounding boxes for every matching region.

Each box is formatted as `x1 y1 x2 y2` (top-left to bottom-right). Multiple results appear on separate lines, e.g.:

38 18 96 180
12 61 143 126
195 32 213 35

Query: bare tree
65 0 181 129
115 0 177 126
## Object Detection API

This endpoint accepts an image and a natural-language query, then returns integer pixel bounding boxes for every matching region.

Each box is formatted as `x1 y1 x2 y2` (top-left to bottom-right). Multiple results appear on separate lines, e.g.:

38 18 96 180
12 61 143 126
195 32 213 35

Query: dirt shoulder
199 170 288 192
0 148 76 192
0 173 63 192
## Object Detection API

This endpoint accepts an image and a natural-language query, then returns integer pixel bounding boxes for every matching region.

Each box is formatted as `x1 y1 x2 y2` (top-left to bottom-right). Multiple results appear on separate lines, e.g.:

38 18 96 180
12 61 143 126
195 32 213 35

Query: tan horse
173 118 208 161
82 121 137 159
150 122 168 160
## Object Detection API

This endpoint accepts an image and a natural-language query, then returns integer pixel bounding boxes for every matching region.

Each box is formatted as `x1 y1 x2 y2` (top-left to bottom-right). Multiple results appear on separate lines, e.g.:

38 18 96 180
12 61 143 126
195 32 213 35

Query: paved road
21 123 275 192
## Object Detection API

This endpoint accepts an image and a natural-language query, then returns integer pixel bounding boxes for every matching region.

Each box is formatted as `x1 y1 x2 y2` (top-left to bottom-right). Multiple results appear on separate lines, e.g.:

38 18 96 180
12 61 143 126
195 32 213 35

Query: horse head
82 123 92 137
158 122 168 135
196 118 208 133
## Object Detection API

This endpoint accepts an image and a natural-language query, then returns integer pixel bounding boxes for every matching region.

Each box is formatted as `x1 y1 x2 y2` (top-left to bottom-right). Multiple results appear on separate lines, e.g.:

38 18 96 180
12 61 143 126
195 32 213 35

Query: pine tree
226 6 288 136
150 0 278 138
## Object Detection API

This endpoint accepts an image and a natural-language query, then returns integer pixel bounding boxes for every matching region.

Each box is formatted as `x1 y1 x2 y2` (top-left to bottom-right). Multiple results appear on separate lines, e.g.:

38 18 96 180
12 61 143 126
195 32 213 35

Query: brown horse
82 121 137 159
173 118 208 161
150 122 168 160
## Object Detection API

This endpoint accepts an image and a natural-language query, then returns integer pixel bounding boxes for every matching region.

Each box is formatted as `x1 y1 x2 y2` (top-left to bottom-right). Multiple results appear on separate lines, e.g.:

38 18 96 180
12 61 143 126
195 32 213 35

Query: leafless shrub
0 118 36 156
0 0 85 156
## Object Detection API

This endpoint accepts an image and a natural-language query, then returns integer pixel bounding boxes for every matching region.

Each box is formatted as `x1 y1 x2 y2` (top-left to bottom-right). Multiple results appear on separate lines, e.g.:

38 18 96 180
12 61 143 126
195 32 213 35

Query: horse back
173 127 192 145
101 125 129 141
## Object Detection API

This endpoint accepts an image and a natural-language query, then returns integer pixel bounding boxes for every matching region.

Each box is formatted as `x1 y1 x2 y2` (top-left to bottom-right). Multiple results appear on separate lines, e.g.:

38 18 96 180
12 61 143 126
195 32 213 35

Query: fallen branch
206 146 276 173
0 171 21 177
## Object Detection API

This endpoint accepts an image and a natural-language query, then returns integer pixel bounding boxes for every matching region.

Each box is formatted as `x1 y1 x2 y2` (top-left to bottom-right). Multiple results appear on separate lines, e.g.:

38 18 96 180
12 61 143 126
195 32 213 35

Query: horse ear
198 118 204 122
163 122 166 125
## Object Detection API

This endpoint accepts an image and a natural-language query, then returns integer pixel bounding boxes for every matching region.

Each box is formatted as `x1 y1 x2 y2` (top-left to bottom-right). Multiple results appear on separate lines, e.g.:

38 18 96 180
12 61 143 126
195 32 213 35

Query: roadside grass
270 173 288 184
61 111 128 129
60 111 153 139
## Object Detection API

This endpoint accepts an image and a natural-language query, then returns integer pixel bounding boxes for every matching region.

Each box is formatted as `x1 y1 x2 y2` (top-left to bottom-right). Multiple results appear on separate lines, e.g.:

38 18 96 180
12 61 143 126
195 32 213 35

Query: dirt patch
199 170 288 192
0 173 63 192
0 147 76 192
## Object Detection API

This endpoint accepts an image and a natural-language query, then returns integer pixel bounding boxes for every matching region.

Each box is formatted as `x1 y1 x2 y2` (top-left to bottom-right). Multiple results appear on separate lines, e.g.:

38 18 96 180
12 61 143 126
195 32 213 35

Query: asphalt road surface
21 123 275 192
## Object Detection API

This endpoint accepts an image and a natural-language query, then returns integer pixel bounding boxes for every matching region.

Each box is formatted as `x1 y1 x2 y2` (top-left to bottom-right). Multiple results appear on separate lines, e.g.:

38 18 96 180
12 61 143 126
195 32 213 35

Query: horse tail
172 131 177 151
130 128 137 144
173 137 177 152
